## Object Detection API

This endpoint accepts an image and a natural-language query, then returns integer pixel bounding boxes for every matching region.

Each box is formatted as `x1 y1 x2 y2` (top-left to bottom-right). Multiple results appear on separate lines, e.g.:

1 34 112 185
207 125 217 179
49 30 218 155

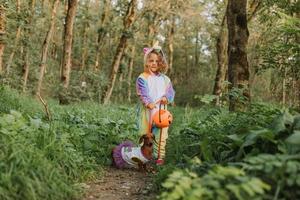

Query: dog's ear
139 134 146 144
151 134 158 144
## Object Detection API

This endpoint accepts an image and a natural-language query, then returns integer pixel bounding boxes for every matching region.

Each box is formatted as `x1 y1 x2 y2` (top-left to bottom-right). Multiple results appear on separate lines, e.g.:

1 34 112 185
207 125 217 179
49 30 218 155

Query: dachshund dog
112 134 156 172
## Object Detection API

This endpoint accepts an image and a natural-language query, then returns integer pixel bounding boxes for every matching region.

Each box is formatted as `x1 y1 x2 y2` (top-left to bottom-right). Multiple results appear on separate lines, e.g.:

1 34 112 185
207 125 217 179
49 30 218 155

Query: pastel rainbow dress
136 72 175 160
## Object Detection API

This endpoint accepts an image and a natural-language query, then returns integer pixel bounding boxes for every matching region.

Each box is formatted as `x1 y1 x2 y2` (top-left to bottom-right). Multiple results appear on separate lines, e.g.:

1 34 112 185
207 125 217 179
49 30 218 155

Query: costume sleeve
165 81 175 103
136 77 153 106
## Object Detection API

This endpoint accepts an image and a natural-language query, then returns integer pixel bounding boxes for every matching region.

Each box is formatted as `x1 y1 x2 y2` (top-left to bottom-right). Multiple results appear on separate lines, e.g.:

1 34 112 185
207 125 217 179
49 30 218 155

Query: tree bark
80 1 90 71
0 5 6 75
213 14 228 105
227 0 250 111
147 13 159 46
127 45 135 102
22 0 36 92
102 0 137 104
94 0 111 72
167 16 175 74
282 65 287 106
213 0 261 106
6 0 21 74
36 0 60 96
61 0 78 89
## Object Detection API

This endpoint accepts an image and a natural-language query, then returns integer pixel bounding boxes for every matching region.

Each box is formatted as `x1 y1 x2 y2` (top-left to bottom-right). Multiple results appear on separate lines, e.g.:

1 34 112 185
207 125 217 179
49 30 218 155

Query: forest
0 0 299 199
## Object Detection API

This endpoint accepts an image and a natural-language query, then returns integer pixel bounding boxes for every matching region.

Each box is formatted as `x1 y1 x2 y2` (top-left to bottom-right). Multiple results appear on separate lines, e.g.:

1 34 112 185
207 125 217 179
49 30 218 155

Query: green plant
160 163 270 200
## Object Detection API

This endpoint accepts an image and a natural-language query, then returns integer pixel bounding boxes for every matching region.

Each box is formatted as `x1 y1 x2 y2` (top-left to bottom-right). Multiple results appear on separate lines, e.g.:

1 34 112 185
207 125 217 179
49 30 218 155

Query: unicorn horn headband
143 41 168 71
143 41 162 55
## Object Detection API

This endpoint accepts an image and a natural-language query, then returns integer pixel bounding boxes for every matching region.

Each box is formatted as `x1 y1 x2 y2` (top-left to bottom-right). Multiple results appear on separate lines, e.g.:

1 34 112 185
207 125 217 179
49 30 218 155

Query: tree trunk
102 0 137 104
147 13 159 46
80 24 88 71
61 0 78 89
36 0 60 96
80 1 90 71
227 0 250 111
22 0 36 92
213 14 228 106
247 0 262 21
94 0 111 71
0 5 6 75
213 0 261 106
282 66 287 106
22 51 29 92
167 16 175 74
127 45 135 102
6 0 21 74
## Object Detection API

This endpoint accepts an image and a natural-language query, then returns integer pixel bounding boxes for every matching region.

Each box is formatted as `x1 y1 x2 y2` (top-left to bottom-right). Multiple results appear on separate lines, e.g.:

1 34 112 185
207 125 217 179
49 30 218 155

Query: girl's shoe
156 159 164 166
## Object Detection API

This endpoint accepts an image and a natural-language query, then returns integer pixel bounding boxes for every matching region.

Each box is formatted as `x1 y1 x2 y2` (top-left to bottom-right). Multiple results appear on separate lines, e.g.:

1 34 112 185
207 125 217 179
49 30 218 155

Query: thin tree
0 5 5 75
61 0 78 89
80 0 90 71
94 0 111 72
6 0 21 74
22 0 36 92
213 13 228 105
127 44 135 102
101 0 137 104
167 16 175 74
213 0 261 106
227 0 250 111
36 0 60 96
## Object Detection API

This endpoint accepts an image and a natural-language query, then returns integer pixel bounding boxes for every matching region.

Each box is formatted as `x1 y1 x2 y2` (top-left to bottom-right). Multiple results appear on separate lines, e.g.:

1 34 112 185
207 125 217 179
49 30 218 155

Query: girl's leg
153 127 168 164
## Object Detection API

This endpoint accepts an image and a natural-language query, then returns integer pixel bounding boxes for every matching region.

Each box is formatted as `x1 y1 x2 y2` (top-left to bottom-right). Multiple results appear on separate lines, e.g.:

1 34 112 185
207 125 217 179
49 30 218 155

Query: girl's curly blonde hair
144 50 168 74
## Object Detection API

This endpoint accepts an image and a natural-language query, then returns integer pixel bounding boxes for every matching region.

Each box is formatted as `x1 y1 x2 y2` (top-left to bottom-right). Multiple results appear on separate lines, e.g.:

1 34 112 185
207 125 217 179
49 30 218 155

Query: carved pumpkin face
153 109 173 128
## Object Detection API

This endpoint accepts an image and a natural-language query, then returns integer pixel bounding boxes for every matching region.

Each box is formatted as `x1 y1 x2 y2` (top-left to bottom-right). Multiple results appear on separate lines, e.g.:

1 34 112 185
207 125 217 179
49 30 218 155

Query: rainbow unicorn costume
136 43 175 164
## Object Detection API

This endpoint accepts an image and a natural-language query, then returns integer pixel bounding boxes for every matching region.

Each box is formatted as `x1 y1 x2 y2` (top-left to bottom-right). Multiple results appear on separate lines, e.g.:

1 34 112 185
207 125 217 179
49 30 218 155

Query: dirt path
82 167 157 200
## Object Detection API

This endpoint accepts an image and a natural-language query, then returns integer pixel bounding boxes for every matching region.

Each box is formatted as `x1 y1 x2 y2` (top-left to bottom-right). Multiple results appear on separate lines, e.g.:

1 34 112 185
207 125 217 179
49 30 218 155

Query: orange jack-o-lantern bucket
153 105 173 128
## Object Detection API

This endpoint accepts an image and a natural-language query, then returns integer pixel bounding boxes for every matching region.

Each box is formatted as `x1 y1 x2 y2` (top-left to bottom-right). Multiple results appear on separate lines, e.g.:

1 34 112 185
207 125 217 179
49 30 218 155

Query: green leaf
293 116 300 130
269 110 294 134
241 183 255 197
296 174 300 186
30 118 42 128
162 181 175 189
226 184 243 200
285 131 300 144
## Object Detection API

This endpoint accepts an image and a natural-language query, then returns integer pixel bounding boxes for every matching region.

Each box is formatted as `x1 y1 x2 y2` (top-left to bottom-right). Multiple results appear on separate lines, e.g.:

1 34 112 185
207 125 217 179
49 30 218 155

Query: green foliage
161 103 300 200
55 72 108 104
0 87 141 199
0 110 85 200
194 94 217 105
167 103 281 164
0 86 43 116
51 103 138 165
160 163 270 200
242 153 300 199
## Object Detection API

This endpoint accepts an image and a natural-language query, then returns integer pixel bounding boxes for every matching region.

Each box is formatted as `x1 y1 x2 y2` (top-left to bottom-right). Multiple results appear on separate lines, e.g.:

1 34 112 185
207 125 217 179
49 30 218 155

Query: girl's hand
147 103 156 110
160 97 168 105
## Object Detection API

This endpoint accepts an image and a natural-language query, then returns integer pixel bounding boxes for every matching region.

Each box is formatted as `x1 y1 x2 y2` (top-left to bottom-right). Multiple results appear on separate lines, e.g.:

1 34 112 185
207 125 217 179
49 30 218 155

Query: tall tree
213 14 228 105
94 0 111 71
61 0 78 89
167 16 175 73
101 0 137 104
213 0 261 106
36 0 60 96
80 0 90 71
0 5 5 75
22 0 36 92
227 0 250 111
127 44 135 102
6 0 21 74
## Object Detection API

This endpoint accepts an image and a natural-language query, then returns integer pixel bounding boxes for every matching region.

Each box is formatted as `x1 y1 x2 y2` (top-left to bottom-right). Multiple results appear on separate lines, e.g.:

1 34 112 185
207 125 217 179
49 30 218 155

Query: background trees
0 0 298 109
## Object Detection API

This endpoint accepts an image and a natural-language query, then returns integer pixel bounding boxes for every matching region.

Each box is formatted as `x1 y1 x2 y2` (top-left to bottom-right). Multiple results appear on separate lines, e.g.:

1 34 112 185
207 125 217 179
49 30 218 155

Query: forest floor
82 167 157 200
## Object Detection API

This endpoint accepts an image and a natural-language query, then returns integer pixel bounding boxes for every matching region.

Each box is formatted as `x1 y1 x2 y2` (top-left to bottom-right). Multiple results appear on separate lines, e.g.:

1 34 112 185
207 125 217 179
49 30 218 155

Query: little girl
136 42 175 165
